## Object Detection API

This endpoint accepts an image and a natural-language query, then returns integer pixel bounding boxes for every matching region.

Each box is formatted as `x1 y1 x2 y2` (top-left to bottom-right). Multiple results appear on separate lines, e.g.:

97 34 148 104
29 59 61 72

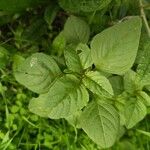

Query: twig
139 0 150 38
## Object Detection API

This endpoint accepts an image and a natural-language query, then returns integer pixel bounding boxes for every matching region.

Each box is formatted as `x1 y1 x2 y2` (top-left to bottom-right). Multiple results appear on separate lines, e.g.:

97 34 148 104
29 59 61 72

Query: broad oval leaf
124 98 147 129
63 16 90 44
83 71 114 97
91 17 142 75
79 99 120 148
58 0 111 12
29 74 89 119
14 53 61 94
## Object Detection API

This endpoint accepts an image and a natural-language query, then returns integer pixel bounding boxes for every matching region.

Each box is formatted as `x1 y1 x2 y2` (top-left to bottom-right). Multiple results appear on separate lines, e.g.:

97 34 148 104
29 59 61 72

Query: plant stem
139 0 150 38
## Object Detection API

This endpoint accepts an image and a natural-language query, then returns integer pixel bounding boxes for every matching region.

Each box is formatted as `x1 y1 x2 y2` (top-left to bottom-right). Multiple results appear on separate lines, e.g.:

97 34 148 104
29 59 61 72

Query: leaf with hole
14 53 61 94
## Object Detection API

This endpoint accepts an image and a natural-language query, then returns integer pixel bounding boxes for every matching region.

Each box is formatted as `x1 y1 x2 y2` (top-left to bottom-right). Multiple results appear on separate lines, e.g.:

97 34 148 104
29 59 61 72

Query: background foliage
0 0 150 149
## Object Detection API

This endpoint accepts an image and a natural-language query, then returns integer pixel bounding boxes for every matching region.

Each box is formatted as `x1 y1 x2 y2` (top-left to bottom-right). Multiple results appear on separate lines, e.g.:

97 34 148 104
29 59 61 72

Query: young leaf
14 53 61 94
91 17 142 75
79 99 120 148
44 4 58 27
52 32 66 56
124 70 141 94
82 71 114 97
64 46 82 73
109 76 124 95
29 74 89 119
124 98 147 129
137 91 150 106
76 43 93 69
58 0 111 12
63 16 90 44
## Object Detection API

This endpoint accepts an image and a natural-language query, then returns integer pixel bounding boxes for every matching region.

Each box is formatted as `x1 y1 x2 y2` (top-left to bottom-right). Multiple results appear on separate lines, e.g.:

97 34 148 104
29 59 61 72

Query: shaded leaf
0 0 48 12
123 70 141 94
137 41 150 86
124 98 147 129
0 46 9 69
136 129 150 138
58 0 111 12
109 76 124 95
63 16 90 44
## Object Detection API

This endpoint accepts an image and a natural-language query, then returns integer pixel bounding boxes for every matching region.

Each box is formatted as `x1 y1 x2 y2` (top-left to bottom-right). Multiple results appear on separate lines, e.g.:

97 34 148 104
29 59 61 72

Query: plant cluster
0 0 150 149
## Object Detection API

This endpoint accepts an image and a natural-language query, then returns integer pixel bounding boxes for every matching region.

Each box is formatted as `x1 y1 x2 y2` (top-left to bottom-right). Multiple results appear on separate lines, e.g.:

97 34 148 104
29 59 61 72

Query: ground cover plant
0 0 150 149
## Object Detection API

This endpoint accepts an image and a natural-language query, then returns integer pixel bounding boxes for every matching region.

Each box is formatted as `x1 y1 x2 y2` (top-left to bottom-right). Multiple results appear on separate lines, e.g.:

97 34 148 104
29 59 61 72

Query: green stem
139 0 150 38
88 10 96 25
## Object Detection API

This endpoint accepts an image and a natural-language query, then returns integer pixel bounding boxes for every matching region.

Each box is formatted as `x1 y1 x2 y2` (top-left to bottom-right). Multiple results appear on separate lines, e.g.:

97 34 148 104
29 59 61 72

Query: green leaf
58 0 111 12
124 70 141 94
82 71 114 97
14 53 61 94
64 46 82 73
65 111 82 128
116 140 137 150
137 91 150 106
79 99 120 148
0 0 48 12
137 41 150 86
44 3 58 27
29 74 89 119
91 17 142 75
52 32 66 56
115 92 127 125
109 76 124 95
124 97 147 129
22 18 47 42
64 44 93 73
76 43 93 69
0 46 9 69
63 16 90 44
13 54 25 70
